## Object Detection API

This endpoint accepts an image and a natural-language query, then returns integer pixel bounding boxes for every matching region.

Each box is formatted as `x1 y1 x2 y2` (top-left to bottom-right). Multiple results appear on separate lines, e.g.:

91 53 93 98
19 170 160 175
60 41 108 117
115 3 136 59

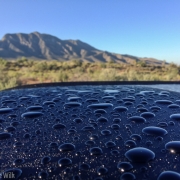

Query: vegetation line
0 58 179 90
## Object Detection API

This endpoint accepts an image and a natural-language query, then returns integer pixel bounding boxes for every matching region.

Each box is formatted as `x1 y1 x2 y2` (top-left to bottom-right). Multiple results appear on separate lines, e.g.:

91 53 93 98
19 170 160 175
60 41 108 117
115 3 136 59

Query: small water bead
113 118 121 123
97 117 108 123
26 106 43 111
124 101 134 105
140 112 155 118
97 167 108 175
0 108 13 114
79 163 90 171
111 150 120 156
38 171 49 179
105 141 116 148
21 111 44 118
94 109 107 114
85 140 95 146
90 147 103 155
155 136 163 141
81 126 95 131
101 130 112 136
157 171 180 180
89 134 99 140
145 141 153 146
168 121 175 125
170 114 180 121
136 108 148 113
125 147 155 163
111 124 120 130
130 134 142 141
52 123 66 129
114 106 128 112
49 142 58 148
165 141 180 153
58 158 72 167
4 126 16 132
168 104 180 108
68 97 82 101
124 140 137 148
23 133 30 138
13 142 23 148
117 162 133 172
142 126 167 136
2 168 22 179
59 143 75 152
41 156 51 165
67 129 77 134
0 132 12 140
13 158 25 165
88 103 113 109
120 172 136 180
157 122 168 127
128 116 146 123
0 118 5 123
10 121 20 127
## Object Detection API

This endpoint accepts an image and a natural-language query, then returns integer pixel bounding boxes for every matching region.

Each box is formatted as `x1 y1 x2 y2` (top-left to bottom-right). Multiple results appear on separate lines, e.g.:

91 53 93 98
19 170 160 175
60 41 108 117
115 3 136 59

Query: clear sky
0 0 180 64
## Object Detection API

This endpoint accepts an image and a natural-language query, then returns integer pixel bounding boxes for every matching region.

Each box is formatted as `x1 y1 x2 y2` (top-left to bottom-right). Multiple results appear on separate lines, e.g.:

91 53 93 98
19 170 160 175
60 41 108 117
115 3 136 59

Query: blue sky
0 0 180 64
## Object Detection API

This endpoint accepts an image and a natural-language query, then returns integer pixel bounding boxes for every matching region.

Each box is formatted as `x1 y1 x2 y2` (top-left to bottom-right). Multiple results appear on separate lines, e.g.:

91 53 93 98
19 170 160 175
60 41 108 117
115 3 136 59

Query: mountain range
0 32 165 65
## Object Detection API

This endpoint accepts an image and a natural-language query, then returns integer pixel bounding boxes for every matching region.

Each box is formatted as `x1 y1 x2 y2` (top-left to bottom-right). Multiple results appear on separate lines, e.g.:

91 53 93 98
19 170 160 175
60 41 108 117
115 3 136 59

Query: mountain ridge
0 32 165 65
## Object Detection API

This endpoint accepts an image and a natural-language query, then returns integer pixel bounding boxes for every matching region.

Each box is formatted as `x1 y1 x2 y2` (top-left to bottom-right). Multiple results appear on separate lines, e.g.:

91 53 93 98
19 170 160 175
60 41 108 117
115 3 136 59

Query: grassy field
0 58 180 90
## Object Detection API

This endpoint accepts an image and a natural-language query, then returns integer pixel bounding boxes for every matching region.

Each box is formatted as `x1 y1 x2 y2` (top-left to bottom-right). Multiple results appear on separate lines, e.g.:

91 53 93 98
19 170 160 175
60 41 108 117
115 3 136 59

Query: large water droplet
128 116 146 123
58 158 72 167
142 126 167 136
21 111 43 118
125 147 155 163
157 171 180 180
165 141 180 154
0 132 12 140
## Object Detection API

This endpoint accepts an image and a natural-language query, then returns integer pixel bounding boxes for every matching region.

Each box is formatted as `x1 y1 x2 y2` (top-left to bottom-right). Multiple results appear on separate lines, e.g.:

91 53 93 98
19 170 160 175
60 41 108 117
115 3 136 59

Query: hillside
0 32 165 65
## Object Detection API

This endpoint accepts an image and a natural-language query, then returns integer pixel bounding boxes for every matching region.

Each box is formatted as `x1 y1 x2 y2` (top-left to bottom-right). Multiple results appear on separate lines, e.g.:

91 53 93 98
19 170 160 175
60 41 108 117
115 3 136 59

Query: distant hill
0 32 166 65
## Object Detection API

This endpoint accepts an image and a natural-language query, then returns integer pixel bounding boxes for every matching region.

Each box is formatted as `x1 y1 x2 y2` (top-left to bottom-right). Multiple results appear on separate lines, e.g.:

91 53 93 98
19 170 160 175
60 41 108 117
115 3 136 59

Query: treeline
0 57 180 90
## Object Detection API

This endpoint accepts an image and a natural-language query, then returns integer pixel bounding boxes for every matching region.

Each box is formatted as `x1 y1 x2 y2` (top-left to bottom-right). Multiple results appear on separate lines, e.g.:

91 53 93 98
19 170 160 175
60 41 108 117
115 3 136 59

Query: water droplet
128 116 146 123
120 172 136 180
114 106 128 112
130 134 142 141
90 147 103 155
105 141 116 148
58 158 72 167
140 112 155 118
41 156 51 165
38 171 49 179
101 130 112 136
142 126 167 136
124 140 137 148
97 117 108 123
13 158 25 165
88 103 113 109
0 108 13 114
59 143 75 152
155 100 173 105
157 171 180 180
165 141 180 154
52 123 66 129
79 163 90 171
125 147 155 163
170 114 180 121
117 162 133 172
21 111 43 118
97 167 108 175
0 132 12 140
